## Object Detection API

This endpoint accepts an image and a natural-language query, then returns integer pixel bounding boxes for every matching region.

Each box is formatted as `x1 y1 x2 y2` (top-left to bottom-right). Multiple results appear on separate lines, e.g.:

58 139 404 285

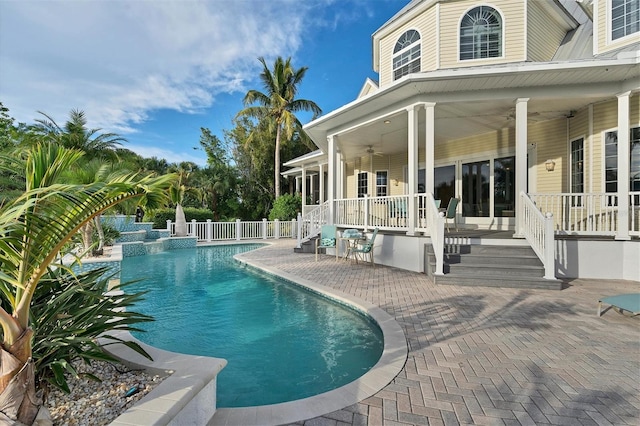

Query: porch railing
631 192 640 236
521 192 555 279
166 218 297 242
334 195 410 231
296 201 330 247
424 193 445 275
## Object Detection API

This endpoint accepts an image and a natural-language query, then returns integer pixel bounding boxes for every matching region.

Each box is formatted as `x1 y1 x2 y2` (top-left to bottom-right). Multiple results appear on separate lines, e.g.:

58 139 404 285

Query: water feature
120 244 384 408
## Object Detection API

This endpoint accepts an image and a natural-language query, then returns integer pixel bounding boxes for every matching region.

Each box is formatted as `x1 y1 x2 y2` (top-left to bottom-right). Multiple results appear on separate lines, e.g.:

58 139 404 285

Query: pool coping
103 241 408 425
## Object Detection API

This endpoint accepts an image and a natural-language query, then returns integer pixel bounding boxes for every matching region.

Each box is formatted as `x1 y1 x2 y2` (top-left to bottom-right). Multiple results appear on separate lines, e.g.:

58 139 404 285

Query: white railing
296 201 330 247
528 193 618 235
166 218 297 242
424 193 445 275
631 192 640 236
334 195 410 231
521 192 555 279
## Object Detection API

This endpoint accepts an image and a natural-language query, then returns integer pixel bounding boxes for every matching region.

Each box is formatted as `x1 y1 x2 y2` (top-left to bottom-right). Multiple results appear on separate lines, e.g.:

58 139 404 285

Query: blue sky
0 0 407 166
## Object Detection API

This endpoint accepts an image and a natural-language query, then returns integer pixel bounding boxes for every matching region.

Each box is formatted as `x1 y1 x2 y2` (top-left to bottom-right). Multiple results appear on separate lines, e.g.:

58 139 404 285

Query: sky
0 0 408 166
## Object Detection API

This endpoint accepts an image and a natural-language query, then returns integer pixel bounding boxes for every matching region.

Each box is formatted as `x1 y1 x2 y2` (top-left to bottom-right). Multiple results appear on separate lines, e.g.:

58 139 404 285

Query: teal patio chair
315 225 337 261
444 198 459 232
351 228 379 267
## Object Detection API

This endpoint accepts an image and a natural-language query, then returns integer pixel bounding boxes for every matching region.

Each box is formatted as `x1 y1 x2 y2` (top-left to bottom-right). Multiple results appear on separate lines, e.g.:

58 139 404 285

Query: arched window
393 29 421 80
459 6 502 60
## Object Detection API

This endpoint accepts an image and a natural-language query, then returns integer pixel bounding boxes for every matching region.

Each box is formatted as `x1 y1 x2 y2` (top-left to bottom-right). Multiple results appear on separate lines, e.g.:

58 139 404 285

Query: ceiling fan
366 145 384 156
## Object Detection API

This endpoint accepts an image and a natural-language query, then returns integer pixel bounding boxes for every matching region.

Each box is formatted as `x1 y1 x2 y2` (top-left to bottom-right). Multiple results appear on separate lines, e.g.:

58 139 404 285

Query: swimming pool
120 244 384 408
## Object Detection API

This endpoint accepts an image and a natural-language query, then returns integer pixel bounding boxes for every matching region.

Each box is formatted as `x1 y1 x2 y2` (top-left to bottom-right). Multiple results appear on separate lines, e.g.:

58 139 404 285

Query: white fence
166 219 297 242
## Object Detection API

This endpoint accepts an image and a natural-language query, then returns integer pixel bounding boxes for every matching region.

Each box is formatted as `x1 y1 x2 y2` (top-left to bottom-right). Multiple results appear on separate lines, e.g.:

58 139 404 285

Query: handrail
425 193 444 275
296 201 330 248
521 191 555 279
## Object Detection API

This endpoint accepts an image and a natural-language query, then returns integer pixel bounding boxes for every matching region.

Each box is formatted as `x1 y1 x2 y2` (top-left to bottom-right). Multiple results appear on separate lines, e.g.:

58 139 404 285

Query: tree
32 109 125 160
0 143 175 424
238 56 321 199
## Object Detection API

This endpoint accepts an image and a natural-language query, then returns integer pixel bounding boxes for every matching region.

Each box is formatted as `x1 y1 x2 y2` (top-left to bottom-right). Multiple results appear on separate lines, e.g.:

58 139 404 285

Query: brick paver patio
239 240 639 426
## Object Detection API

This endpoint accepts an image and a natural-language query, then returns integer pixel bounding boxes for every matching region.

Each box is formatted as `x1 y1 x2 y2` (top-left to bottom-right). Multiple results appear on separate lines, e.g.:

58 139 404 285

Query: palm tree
238 56 321 199
0 143 175 424
33 109 125 160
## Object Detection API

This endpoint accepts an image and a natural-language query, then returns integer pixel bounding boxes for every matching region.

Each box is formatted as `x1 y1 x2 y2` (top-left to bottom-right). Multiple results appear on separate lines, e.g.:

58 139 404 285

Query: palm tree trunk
275 124 281 199
80 222 94 256
94 215 105 255
0 329 48 425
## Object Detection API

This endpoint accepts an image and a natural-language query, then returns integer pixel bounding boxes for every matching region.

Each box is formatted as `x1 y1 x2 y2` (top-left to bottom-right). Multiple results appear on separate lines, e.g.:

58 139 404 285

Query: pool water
120 244 384 407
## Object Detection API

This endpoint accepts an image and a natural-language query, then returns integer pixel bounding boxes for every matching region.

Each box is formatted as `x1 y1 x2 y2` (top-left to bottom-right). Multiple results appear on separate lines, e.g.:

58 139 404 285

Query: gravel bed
46 360 166 426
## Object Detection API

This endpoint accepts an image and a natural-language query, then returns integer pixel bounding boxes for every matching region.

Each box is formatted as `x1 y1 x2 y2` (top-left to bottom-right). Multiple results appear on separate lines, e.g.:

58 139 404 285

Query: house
286 0 639 285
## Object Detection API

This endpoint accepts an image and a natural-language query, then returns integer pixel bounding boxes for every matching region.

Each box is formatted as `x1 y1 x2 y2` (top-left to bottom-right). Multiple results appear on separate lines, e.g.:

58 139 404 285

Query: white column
514 98 529 238
339 154 345 199
616 91 631 240
407 104 420 235
424 102 436 196
310 170 315 204
319 163 325 204
301 165 307 211
295 176 300 194
327 135 336 224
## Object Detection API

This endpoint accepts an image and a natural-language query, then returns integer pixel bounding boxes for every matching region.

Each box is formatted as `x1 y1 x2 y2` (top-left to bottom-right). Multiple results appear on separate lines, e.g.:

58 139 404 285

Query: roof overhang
304 54 640 157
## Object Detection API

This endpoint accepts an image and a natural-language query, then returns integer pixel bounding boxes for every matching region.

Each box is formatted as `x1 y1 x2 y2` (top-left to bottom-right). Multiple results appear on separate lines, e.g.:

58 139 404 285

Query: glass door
462 160 490 217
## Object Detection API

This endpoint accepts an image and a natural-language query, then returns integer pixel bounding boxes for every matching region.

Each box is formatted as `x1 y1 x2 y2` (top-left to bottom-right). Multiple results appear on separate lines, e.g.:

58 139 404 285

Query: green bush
29 267 152 394
149 207 215 228
268 193 302 221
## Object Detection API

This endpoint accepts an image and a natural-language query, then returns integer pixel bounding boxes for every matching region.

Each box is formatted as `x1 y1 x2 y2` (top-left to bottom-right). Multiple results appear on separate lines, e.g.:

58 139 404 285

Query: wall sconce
545 159 556 172
392 178 399 186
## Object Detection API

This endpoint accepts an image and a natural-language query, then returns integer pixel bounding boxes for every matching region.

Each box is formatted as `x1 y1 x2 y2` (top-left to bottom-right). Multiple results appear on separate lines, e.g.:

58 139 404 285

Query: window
612 0 640 40
494 156 515 217
376 171 388 197
459 6 502 60
357 172 368 198
462 160 490 217
434 165 456 208
393 30 421 81
605 127 640 193
571 138 585 194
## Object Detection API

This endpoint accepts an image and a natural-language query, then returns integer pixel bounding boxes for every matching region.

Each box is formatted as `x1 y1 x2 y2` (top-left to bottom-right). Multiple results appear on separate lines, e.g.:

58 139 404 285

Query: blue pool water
120 244 384 407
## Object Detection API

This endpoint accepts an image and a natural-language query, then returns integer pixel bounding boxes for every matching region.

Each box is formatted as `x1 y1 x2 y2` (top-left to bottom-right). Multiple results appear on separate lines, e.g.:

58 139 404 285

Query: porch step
294 238 317 254
426 243 562 290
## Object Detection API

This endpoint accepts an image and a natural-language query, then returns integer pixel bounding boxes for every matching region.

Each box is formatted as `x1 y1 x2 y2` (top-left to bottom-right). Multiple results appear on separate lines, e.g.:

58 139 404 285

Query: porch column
424 102 436 196
514 98 529 238
319 163 325 204
327 135 336 224
301 164 307 212
295 176 301 194
407 104 420 236
310 171 315 204
339 155 345 199
616 91 631 240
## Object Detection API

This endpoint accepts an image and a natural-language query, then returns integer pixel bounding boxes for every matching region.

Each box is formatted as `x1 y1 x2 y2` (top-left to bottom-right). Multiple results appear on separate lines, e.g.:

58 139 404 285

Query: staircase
425 240 562 290
294 237 318 254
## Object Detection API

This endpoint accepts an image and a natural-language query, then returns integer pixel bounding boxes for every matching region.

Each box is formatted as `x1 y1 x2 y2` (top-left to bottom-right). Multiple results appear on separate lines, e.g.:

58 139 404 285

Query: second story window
393 29 421 81
459 6 502 60
612 0 640 40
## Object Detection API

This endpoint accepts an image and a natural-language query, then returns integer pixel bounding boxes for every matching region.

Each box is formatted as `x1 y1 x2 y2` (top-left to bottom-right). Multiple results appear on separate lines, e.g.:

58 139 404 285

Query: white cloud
0 0 310 134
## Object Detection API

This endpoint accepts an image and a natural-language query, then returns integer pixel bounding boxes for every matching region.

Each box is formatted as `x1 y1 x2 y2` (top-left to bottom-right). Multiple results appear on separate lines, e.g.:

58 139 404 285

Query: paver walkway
239 240 639 426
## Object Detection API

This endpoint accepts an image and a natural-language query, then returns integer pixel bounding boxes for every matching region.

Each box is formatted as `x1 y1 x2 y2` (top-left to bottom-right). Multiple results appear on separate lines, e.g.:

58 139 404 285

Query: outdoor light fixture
384 120 391 124
545 159 556 172
392 178 399 186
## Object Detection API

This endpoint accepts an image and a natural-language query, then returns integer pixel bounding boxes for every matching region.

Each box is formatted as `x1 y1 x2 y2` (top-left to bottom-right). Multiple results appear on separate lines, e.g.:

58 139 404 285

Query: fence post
236 218 241 241
262 218 267 239
296 213 302 248
206 219 213 242
544 212 555 279
191 219 197 238
166 219 171 234
275 219 280 239
292 218 297 239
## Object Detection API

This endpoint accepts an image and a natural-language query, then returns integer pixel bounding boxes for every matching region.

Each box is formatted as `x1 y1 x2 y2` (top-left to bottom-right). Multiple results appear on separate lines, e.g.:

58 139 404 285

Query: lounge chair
315 225 337 261
597 293 640 317
443 198 459 232
351 228 379 267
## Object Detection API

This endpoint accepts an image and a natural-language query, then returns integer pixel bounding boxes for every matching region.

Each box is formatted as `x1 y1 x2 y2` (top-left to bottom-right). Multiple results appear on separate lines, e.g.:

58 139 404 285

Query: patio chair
351 228 379 267
315 225 337 261
597 293 640 317
392 199 407 226
444 198 459 232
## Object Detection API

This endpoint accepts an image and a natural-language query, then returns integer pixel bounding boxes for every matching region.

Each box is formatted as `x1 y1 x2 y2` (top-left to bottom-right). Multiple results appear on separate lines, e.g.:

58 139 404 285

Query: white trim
523 0 528 62
607 0 640 45
375 169 390 197
392 28 423 81
435 2 441 70
569 135 587 194
588 104 594 192
593 0 600 55
457 3 506 63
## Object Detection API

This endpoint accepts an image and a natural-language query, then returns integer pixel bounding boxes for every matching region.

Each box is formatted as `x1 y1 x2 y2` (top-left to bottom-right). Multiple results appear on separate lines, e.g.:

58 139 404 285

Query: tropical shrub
29 267 152 395
268 193 301 220
150 207 215 228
